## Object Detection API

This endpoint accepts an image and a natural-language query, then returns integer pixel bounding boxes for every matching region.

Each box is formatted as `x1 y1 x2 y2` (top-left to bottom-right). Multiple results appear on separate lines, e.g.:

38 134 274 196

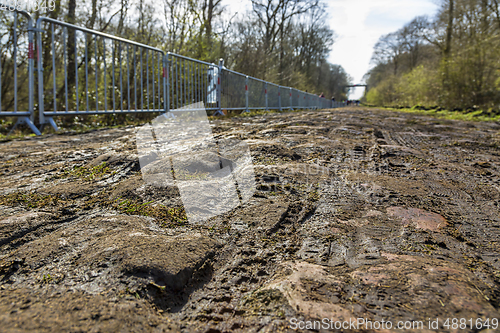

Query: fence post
37 19 44 128
25 15 40 135
6 12 41 136
289 88 293 110
265 82 268 111
36 20 50 131
164 53 169 114
245 75 249 113
278 86 281 111
35 19 57 132
28 19 35 125
214 58 224 116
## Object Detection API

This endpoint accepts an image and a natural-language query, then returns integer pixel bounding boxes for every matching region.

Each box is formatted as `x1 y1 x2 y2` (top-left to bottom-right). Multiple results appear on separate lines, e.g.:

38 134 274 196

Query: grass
41 274 53 284
110 197 188 227
115 199 155 214
371 106 500 122
0 132 37 142
0 187 187 227
71 162 115 181
0 191 61 208
47 162 116 182
308 189 321 202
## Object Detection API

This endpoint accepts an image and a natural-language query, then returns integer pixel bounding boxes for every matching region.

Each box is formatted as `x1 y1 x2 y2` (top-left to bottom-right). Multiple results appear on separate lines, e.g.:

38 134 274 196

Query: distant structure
344 84 368 94
342 84 367 106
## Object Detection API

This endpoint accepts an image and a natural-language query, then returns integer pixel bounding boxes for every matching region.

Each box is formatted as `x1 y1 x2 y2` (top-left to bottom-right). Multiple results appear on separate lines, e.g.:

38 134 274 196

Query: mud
0 107 499 332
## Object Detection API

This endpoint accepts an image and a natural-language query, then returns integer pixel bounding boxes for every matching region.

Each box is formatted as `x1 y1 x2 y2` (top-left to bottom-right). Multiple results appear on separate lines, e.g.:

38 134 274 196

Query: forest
364 0 500 112
0 0 351 121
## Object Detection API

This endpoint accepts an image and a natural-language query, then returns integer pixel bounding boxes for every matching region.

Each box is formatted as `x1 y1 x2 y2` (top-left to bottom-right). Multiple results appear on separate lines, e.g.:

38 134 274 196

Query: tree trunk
89 0 98 29
441 0 454 106
207 0 214 44
443 0 454 60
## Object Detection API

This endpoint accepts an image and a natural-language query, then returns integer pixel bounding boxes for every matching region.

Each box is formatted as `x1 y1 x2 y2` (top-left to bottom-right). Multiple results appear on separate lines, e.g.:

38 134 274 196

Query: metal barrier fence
0 14 346 135
36 17 166 131
220 67 247 112
166 53 220 113
0 6 39 135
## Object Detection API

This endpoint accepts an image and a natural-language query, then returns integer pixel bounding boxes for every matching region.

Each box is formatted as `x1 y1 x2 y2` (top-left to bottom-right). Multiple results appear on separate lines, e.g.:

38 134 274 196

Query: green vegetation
48 162 116 182
0 132 37 142
0 191 61 209
115 199 155 215
71 162 115 181
365 0 500 113
110 197 187 227
308 189 321 202
371 105 500 122
41 274 53 284
0 187 187 227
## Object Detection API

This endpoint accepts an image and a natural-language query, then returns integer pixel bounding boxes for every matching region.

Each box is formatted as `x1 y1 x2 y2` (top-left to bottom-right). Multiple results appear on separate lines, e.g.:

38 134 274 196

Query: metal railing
36 17 166 131
0 14 346 135
166 53 220 113
0 6 39 135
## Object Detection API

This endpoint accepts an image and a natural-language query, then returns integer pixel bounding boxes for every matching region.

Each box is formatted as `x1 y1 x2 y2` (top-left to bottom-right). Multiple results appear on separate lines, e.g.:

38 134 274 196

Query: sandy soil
0 107 499 332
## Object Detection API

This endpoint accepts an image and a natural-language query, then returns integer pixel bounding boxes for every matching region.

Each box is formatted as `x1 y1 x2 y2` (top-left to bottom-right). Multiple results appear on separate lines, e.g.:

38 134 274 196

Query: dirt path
0 107 499 332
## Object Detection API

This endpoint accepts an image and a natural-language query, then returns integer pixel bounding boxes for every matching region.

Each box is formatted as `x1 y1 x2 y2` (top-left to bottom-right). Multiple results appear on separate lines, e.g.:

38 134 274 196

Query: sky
223 0 440 99
327 0 439 99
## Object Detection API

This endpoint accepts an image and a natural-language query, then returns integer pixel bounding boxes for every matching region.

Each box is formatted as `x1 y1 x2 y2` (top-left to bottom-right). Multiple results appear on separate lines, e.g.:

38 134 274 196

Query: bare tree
163 0 195 53
293 5 334 83
251 0 319 79
371 32 405 75
489 0 500 30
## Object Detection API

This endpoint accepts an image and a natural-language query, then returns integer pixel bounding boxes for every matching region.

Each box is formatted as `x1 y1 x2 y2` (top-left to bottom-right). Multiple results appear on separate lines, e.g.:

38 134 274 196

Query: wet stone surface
0 108 500 332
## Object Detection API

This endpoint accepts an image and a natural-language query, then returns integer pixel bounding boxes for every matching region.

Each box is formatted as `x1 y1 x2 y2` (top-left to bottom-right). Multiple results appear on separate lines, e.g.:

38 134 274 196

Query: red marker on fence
28 42 34 59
